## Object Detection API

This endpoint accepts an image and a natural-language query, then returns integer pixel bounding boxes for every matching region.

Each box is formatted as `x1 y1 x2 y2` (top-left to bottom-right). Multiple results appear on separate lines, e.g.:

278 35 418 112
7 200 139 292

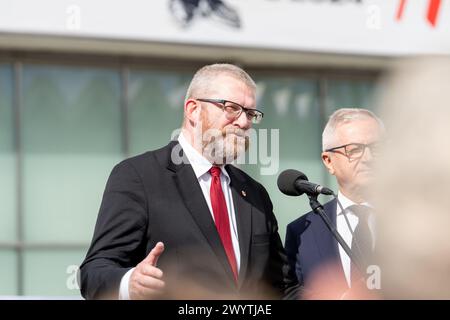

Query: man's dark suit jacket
285 199 348 293
80 141 298 299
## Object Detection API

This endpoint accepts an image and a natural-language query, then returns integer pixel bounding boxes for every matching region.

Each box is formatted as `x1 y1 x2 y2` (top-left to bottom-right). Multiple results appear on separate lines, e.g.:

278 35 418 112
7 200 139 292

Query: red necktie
209 166 238 283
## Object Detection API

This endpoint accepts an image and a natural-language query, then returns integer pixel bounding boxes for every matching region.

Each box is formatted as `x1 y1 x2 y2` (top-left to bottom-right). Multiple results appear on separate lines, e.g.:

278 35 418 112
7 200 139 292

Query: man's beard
194 114 249 165
203 128 249 165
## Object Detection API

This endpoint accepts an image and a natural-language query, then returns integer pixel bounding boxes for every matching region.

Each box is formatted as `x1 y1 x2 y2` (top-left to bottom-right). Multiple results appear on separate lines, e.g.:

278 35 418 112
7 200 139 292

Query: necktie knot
349 205 371 222
210 166 222 178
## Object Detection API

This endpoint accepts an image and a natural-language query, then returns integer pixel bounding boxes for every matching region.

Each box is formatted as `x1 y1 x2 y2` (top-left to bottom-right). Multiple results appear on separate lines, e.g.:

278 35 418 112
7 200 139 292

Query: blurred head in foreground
373 56 450 299
304 57 450 300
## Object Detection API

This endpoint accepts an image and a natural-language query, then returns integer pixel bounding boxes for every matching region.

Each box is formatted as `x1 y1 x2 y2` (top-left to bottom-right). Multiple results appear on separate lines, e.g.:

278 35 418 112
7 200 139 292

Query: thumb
144 242 165 266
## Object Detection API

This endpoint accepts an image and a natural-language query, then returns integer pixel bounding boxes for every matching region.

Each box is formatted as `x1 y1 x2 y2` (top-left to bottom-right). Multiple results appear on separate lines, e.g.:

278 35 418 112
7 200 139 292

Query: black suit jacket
285 199 348 294
80 141 298 299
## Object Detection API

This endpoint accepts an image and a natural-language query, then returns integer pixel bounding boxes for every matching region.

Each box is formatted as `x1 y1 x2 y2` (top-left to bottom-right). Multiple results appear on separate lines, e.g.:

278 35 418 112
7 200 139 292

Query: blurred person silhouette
284 108 385 299
372 57 450 299
79 63 299 300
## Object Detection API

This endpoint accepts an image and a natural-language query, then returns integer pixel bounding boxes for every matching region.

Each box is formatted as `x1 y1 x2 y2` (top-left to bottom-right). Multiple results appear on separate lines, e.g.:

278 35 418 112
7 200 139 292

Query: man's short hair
185 63 256 102
322 108 384 151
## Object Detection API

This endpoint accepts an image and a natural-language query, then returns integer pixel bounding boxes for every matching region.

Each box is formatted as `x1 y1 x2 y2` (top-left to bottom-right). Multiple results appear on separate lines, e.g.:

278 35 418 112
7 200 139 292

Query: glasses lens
346 144 365 159
253 112 263 124
224 102 241 115
221 100 263 124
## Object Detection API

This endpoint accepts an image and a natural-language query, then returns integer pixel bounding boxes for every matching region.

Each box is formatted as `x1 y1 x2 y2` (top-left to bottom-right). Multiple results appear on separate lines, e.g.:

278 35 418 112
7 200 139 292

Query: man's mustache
222 128 248 138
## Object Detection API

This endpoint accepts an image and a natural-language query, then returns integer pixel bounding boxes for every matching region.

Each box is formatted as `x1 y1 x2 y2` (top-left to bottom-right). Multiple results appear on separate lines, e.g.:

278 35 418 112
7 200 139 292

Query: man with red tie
79 63 299 300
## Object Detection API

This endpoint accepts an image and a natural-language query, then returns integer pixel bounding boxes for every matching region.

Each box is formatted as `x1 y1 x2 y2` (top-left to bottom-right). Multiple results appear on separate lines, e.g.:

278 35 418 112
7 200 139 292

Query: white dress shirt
336 192 375 287
119 133 240 299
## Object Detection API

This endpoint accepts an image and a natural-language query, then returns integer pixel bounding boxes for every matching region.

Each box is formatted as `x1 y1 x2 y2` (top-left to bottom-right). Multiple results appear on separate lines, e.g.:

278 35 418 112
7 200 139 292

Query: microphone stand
307 194 364 275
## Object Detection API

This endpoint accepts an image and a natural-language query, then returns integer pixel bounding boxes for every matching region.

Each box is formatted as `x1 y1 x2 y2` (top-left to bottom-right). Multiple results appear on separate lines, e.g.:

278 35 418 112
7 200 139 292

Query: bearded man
79 63 299 300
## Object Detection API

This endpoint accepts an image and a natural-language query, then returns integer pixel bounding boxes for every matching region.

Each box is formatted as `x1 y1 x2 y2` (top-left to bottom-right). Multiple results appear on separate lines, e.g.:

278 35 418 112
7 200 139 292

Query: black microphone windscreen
277 169 308 196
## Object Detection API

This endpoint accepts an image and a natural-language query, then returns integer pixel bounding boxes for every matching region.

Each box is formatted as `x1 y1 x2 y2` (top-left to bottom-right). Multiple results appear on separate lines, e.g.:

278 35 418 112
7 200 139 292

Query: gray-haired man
285 108 384 298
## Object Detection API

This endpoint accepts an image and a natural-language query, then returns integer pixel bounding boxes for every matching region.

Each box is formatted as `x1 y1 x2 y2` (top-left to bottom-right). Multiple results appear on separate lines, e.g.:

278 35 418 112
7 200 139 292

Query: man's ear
184 99 201 125
322 152 335 175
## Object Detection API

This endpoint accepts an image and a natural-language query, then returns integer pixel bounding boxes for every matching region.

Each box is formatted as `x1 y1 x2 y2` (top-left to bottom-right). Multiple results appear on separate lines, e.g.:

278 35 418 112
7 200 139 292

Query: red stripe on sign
396 0 407 20
427 0 441 26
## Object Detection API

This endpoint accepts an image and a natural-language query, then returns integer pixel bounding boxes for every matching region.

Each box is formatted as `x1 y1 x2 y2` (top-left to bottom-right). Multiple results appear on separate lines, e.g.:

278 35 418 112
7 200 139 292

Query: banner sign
0 0 449 56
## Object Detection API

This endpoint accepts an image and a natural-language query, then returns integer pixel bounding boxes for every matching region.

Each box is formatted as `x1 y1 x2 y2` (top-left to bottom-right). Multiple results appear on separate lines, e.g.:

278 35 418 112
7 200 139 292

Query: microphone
277 169 364 274
277 169 334 196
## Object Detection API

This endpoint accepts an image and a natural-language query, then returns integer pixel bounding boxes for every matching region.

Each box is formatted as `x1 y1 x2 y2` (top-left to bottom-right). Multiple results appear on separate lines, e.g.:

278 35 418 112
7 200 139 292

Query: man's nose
233 111 252 129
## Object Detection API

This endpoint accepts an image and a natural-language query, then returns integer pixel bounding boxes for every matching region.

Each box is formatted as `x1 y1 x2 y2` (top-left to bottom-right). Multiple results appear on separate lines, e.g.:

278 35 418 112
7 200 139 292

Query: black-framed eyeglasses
325 142 381 161
196 98 264 124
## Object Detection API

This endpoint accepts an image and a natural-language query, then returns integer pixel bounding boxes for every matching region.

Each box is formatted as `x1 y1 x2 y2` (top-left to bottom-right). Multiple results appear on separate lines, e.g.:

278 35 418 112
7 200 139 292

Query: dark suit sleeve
79 160 149 299
259 185 301 300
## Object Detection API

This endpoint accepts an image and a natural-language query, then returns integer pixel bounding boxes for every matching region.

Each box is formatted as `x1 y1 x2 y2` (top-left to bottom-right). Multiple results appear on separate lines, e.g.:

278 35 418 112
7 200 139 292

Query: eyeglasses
196 98 264 124
325 142 381 161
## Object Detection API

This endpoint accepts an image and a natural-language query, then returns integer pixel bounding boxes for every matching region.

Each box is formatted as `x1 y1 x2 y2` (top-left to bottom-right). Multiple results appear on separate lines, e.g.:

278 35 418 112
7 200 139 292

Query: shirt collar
177 132 231 184
337 191 371 215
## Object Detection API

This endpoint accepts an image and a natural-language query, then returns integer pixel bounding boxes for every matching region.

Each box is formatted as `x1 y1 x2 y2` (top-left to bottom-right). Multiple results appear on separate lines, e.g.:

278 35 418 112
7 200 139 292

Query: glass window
240 75 323 241
21 65 123 243
128 69 191 155
326 78 376 116
0 64 16 243
0 250 17 295
7 59 378 297
23 249 86 297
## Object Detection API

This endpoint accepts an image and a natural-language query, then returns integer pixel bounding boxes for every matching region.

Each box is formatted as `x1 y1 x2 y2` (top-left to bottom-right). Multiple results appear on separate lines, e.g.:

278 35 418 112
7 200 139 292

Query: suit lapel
226 165 252 289
167 143 236 285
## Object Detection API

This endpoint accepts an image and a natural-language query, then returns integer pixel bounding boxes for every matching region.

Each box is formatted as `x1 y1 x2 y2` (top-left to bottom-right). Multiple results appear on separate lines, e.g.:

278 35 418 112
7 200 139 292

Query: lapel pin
241 190 247 197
